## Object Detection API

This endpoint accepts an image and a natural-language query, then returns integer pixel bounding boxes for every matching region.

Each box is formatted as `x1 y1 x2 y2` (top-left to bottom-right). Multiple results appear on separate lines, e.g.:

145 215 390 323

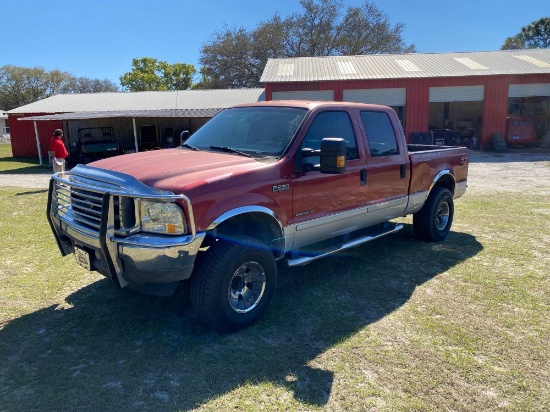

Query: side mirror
299 137 346 174
319 137 346 174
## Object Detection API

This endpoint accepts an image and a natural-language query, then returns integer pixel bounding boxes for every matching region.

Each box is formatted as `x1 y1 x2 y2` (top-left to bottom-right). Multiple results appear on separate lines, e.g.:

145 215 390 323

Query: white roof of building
260 49 550 83
8 88 265 114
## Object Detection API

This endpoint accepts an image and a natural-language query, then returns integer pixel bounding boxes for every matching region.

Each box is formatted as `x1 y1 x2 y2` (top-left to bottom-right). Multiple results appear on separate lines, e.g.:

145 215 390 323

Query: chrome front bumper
47 176 205 289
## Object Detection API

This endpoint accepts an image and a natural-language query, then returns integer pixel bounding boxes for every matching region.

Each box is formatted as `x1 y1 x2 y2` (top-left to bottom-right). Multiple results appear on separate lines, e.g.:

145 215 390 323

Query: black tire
413 186 454 242
190 236 277 332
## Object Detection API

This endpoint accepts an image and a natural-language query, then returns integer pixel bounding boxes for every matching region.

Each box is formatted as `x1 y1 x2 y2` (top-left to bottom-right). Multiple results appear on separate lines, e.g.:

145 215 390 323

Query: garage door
343 88 406 106
508 83 550 98
429 85 484 102
271 90 334 101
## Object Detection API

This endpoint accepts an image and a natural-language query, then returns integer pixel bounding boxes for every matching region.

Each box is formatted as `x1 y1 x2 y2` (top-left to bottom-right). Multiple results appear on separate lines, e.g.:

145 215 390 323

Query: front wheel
190 236 277 332
413 186 454 242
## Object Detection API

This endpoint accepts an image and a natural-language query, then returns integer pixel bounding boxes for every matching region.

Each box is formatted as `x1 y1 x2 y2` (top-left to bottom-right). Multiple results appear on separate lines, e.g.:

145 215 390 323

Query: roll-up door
508 83 550 98
272 90 334 101
343 88 406 106
429 85 484 102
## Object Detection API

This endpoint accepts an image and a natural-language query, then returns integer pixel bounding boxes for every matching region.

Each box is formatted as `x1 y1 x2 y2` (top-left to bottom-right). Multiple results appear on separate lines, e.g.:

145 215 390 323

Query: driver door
291 110 368 249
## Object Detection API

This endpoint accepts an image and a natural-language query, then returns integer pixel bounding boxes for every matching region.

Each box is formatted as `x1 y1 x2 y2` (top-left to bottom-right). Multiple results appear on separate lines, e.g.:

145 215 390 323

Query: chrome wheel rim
228 261 266 313
436 201 450 231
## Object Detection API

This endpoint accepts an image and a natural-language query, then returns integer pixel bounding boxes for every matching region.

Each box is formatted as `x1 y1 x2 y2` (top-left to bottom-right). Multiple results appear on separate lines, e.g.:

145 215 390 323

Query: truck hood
89 149 266 191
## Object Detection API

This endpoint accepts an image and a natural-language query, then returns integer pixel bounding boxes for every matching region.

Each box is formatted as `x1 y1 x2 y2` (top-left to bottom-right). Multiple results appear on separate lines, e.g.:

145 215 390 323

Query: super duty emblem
272 184 290 192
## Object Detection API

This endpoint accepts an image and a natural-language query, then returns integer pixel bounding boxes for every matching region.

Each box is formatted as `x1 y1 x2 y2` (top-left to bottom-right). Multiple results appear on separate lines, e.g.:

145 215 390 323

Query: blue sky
1 0 548 85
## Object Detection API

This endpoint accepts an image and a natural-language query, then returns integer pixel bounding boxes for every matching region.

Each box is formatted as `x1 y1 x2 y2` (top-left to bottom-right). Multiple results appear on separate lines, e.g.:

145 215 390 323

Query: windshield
184 106 308 157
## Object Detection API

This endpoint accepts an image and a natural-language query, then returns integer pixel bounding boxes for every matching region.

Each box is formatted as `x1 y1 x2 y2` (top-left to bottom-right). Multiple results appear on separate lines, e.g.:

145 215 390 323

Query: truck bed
407 144 469 201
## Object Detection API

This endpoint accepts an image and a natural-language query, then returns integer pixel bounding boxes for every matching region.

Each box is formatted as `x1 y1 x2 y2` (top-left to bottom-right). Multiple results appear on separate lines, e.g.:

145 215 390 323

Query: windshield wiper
209 145 256 158
182 143 199 151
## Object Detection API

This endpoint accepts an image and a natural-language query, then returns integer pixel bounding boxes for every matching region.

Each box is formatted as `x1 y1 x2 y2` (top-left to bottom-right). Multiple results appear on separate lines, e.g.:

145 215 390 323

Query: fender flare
430 169 456 195
207 206 285 258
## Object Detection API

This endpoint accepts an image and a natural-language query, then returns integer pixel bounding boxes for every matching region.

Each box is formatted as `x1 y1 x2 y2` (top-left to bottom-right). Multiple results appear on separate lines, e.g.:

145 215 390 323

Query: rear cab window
360 111 400 157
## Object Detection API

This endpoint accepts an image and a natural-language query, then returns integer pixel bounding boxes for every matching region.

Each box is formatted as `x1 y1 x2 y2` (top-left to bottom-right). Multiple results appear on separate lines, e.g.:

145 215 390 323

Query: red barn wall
265 73 550 146
8 114 62 158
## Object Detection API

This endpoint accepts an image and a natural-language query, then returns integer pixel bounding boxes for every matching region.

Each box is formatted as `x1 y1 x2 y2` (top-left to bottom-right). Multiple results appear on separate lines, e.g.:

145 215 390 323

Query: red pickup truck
48 101 468 331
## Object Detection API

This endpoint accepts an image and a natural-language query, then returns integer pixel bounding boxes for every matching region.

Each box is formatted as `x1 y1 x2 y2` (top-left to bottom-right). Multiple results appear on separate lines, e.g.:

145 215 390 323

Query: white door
272 90 334 101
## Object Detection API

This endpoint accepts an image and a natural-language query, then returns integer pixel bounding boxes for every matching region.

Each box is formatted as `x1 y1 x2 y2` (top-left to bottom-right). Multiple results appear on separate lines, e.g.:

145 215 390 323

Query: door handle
400 164 406 179
360 169 367 186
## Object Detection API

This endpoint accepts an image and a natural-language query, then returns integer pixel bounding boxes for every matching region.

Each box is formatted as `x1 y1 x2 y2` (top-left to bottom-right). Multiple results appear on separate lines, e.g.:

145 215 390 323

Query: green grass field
0 146 548 411
0 144 51 174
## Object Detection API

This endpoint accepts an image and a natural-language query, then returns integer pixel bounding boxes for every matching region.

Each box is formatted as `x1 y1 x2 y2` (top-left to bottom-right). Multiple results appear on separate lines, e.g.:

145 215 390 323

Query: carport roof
20 109 222 121
8 88 265 115
260 49 550 82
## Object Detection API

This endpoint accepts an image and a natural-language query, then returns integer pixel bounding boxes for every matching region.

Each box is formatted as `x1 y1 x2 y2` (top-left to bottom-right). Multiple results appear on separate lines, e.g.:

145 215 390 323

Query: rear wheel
190 236 277 332
413 186 454 242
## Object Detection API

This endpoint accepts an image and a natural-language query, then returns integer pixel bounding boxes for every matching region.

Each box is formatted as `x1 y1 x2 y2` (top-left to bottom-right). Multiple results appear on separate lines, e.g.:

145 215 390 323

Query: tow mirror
300 137 346 174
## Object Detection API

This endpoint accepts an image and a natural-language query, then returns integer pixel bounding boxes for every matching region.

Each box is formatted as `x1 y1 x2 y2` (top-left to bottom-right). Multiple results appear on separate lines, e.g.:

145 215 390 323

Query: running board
287 223 404 267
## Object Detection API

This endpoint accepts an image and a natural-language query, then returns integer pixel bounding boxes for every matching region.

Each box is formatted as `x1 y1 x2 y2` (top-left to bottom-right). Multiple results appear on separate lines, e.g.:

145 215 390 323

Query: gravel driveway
1 150 549 192
467 150 550 196
0 172 53 189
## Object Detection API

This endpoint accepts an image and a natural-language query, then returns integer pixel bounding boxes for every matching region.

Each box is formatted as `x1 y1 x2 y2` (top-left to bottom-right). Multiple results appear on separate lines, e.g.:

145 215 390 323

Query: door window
300 111 358 164
360 111 399 157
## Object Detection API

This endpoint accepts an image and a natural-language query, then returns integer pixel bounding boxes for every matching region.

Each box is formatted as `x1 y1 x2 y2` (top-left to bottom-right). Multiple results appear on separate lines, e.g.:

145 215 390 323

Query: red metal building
261 50 550 148
8 113 62 158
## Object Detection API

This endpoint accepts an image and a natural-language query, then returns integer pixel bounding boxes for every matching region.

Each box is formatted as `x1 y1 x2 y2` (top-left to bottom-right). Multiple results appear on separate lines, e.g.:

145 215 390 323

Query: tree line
2 1 548 111
0 66 118 111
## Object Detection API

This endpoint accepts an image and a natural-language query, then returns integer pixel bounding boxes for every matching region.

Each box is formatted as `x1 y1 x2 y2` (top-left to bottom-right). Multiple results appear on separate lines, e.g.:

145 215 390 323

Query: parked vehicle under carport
75 127 120 164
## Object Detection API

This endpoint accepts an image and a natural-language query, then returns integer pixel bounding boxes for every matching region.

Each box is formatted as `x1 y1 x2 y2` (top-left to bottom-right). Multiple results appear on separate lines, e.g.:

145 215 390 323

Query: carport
20 109 220 166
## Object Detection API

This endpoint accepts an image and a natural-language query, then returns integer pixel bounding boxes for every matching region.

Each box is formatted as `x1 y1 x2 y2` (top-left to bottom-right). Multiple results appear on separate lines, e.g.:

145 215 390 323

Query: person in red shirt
50 129 69 173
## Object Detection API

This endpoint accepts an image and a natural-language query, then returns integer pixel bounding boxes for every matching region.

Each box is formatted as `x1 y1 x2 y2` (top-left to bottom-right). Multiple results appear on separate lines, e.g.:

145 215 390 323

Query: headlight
140 201 187 235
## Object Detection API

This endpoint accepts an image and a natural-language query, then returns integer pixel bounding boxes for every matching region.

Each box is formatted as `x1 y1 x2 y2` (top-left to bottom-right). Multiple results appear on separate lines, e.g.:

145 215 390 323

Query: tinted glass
360 111 400 157
300 111 358 163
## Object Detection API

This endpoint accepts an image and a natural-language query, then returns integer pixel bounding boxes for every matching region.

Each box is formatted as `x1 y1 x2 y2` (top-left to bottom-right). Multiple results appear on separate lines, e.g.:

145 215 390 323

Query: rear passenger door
359 110 409 224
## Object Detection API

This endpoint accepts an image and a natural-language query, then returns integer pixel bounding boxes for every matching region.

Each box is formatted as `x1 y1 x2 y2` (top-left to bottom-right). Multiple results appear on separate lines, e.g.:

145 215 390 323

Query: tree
71 77 122 94
337 3 416 55
0 65 118 111
283 0 343 57
194 28 255 89
501 17 550 50
197 0 415 89
119 57 196 92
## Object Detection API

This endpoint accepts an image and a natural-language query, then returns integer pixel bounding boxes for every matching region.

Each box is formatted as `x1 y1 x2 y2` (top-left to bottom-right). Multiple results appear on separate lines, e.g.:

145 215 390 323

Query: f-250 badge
272 184 290 192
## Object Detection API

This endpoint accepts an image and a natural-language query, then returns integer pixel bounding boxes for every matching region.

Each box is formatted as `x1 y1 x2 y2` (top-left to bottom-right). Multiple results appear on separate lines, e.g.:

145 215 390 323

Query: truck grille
52 181 137 235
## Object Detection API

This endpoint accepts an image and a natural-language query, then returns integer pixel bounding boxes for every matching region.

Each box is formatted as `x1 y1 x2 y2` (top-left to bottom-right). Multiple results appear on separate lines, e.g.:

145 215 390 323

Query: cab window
300 111 358 164
360 111 400 157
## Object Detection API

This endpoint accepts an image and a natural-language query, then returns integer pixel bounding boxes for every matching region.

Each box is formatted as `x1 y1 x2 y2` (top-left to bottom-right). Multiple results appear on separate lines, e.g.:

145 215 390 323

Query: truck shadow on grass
0 225 482 411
